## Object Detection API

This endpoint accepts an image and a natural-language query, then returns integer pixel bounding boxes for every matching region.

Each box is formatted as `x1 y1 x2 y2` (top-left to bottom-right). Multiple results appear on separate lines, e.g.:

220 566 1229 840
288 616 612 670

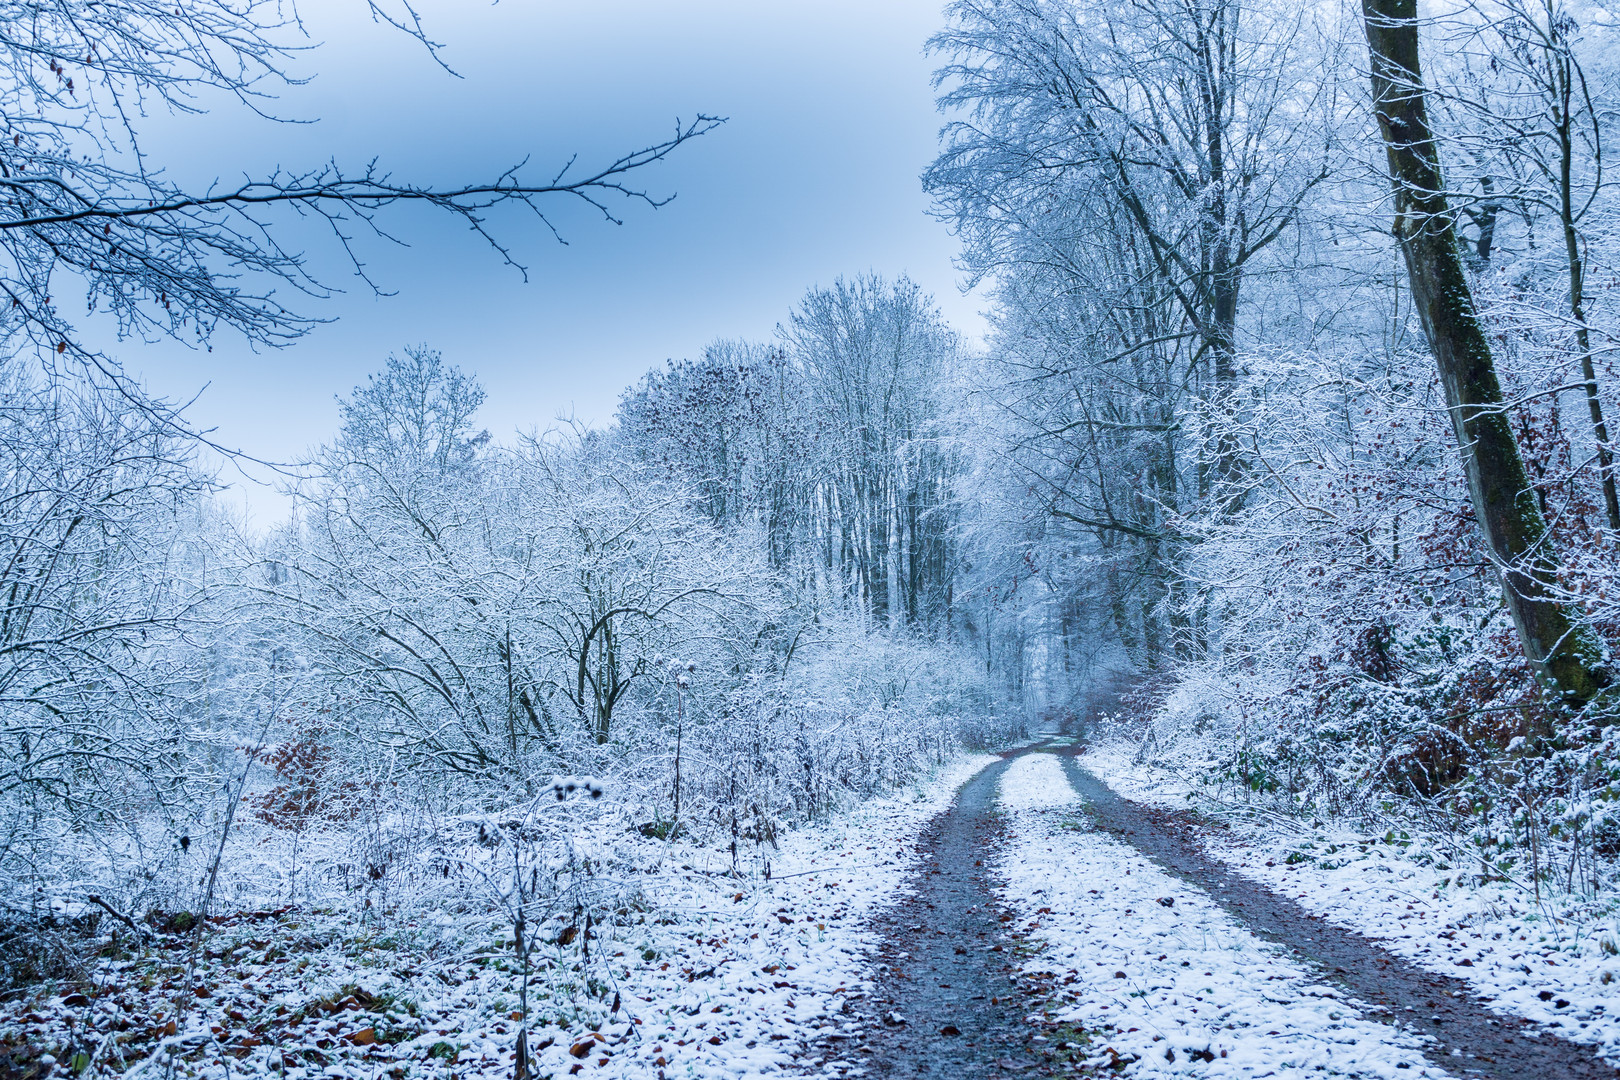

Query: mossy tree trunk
1360 0 1610 713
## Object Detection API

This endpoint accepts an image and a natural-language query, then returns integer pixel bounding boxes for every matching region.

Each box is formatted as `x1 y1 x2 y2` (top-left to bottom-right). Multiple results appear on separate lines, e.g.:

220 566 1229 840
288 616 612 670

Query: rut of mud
852 742 1619 1080
858 753 1076 1078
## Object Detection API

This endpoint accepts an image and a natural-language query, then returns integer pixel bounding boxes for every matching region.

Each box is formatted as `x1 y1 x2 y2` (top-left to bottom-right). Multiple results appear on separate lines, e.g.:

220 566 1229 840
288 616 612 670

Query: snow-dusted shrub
1114 340 1620 898
561 617 1019 867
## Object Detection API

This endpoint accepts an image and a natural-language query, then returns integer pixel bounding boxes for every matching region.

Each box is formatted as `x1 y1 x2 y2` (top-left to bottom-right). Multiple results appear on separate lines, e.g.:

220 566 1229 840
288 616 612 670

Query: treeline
921 0 1620 880
0 280 1018 944
619 276 962 629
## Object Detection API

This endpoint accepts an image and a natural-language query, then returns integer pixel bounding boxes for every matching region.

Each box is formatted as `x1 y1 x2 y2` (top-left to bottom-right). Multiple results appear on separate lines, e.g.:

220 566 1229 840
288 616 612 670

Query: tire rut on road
858 752 1080 1078
1053 744 1618 1080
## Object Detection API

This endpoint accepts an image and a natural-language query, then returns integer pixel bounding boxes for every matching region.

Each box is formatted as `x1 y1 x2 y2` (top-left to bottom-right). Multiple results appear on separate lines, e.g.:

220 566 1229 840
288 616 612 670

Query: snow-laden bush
637 620 1016 856
1107 340 1620 900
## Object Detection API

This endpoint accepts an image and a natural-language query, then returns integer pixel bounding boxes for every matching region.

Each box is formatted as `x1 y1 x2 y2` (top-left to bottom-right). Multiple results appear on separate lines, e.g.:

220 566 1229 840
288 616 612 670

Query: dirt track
1053 745 1617 1079
859 752 1078 1077
851 742 1619 1079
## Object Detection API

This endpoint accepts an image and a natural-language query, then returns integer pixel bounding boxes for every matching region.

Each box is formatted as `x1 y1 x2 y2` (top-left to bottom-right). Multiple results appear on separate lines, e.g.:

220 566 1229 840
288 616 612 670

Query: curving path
851 742 1619 1079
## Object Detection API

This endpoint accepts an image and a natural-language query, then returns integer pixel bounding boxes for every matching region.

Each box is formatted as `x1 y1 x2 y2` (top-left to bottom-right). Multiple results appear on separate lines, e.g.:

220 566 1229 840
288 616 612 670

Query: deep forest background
2 0 1620 979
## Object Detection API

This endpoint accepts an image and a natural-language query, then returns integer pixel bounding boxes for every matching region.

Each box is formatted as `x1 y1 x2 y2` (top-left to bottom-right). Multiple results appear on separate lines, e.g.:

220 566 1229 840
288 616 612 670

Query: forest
2 0 1620 1078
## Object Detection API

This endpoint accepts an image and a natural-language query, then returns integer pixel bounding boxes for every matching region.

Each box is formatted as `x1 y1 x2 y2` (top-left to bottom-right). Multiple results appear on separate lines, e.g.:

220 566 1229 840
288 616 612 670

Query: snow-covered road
995 752 1442 1078
1082 743 1620 1068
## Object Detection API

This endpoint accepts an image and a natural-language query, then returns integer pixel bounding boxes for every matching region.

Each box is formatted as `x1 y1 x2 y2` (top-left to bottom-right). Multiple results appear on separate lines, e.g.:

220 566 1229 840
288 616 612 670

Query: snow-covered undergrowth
994 753 1439 1078
0 755 996 1079
1082 741 1620 1065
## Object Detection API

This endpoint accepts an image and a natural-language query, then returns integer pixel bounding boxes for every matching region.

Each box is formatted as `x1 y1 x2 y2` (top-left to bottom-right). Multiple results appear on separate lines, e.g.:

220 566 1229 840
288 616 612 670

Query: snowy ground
1081 743 1620 1066
994 753 1441 1078
17 742 1616 1079
2 755 997 1080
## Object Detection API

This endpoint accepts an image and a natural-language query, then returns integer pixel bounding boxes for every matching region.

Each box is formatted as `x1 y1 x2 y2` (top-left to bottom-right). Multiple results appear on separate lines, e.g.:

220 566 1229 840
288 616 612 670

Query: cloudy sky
100 0 984 521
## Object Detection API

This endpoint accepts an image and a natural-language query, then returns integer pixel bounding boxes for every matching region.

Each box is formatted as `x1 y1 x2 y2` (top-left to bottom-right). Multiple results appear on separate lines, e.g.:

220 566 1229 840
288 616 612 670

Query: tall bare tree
782 276 961 628
1360 0 1610 711
1444 0 1620 532
928 0 1332 506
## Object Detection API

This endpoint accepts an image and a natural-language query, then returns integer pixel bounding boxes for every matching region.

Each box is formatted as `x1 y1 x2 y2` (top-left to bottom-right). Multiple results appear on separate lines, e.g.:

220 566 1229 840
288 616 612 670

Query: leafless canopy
0 1 721 363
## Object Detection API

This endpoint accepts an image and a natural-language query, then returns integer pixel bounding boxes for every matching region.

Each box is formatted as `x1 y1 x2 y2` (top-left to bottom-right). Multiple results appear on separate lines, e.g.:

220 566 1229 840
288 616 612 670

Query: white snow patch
1084 743 1620 1066
994 753 1438 1078
510 751 1003 1079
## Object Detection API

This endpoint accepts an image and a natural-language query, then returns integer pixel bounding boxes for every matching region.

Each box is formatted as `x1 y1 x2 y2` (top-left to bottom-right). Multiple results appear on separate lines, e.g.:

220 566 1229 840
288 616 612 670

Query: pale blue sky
98 0 984 520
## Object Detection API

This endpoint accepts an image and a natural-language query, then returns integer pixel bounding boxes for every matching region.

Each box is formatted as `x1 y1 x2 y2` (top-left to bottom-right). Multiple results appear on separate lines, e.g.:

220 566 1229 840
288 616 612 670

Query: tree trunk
1462 170 1499 268
1564 221 1620 534
1554 63 1620 533
1360 0 1609 710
